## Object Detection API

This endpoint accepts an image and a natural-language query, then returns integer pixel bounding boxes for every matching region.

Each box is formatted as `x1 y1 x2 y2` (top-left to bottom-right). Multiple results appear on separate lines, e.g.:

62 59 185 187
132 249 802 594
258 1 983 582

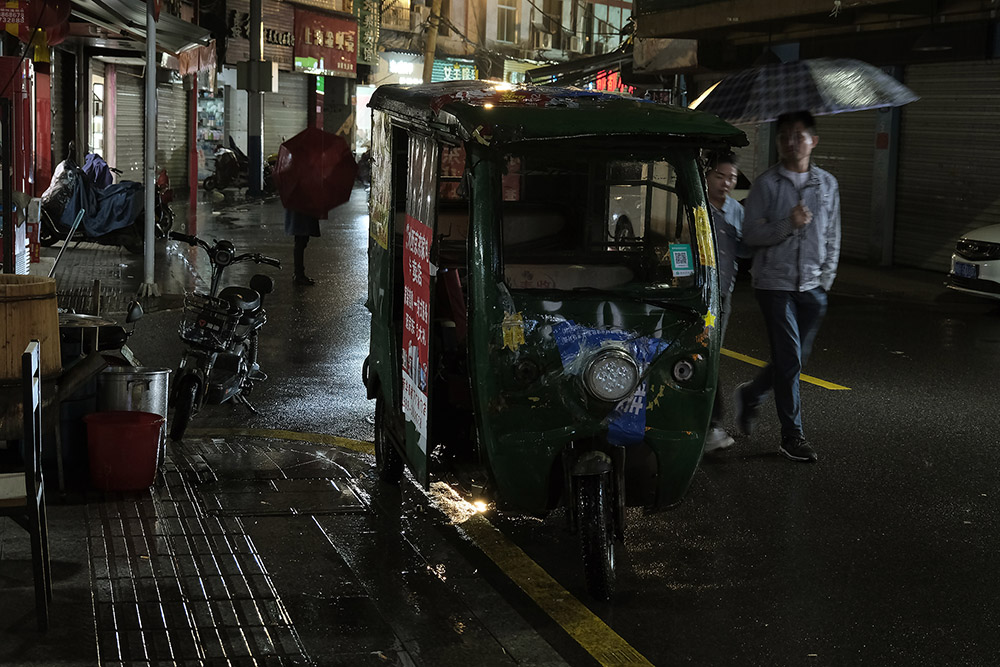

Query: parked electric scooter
168 231 281 441
81 153 173 234
84 153 174 237
39 151 174 250
203 137 276 192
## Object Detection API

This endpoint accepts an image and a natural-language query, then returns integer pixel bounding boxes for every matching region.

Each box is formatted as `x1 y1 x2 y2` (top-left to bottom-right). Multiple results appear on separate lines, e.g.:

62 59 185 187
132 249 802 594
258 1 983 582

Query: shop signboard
353 0 378 66
293 9 358 78
226 0 295 70
431 58 477 82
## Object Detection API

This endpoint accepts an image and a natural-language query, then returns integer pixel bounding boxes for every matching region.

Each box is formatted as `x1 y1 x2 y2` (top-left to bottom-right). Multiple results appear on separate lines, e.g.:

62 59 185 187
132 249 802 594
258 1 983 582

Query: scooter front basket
179 292 238 350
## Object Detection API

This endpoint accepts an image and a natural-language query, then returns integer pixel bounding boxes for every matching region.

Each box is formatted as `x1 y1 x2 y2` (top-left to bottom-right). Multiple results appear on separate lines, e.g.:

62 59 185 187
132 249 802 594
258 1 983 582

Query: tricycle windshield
497 143 705 293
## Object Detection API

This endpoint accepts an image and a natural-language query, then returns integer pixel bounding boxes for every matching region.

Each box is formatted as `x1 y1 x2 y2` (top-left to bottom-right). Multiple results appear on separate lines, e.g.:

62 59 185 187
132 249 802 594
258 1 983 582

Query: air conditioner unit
569 36 582 52
410 5 430 31
533 31 552 50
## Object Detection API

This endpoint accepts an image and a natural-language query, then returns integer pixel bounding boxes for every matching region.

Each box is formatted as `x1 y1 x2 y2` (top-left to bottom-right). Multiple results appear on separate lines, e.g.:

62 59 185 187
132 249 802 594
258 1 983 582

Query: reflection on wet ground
4 189 567 667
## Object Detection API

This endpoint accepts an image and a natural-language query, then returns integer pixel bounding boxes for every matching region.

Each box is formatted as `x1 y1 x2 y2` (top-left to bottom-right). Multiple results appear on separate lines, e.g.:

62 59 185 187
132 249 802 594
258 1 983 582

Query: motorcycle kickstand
235 392 259 414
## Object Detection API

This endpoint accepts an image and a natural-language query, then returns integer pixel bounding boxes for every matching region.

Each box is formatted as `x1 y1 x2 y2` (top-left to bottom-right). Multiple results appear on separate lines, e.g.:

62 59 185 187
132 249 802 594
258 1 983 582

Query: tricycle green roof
368 80 748 148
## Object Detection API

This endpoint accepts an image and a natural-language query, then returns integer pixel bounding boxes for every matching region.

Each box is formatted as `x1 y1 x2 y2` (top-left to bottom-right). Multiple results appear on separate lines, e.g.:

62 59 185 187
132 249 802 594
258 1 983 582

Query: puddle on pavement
182 439 368 518
199 478 366 516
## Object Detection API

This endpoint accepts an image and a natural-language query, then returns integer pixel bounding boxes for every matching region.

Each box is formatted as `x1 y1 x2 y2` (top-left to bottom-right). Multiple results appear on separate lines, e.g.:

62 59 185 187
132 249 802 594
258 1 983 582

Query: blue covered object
58 166 143 237
83 153 114 188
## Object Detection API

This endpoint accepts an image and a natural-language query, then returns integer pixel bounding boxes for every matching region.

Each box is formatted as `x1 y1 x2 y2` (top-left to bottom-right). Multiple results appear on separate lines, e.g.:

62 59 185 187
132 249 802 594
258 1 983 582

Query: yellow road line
460 515 653 667
185 427 375 454
721 348 851 390
194 427 649 665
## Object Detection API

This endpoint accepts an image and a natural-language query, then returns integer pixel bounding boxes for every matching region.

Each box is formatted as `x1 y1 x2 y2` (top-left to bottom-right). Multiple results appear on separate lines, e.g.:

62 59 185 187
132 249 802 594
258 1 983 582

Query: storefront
157 73 190 189
356 51 422 153
893 60 1000 271
196 92 224 181
49 0 211 193
223 0 307 156
432 57 477 82
291 5 360 148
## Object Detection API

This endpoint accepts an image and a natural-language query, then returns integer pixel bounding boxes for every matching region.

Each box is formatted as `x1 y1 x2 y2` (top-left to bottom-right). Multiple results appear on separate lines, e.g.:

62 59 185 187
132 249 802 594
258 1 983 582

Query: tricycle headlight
583 348 640 402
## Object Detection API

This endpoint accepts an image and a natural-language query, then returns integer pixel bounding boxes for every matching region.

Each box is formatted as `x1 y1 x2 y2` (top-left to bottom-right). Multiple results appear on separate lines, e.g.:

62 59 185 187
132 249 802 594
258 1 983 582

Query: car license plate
954 261 979 279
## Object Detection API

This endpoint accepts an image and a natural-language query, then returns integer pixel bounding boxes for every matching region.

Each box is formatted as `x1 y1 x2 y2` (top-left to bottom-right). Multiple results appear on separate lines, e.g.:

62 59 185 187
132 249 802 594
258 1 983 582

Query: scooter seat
218 286 261 312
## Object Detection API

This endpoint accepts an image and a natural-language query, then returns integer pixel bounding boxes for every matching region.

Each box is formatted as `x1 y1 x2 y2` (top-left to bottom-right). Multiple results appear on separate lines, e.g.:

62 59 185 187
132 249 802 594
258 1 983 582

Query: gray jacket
743 163 841 292
711 195 747 295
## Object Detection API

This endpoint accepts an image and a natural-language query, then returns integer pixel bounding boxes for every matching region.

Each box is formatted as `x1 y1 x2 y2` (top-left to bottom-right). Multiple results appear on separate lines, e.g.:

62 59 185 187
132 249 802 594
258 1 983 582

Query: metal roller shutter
264 72 308 155
731 122 770 182
157 82 188 188
115 66 145 182
895 61 1000 270
810 110 876 262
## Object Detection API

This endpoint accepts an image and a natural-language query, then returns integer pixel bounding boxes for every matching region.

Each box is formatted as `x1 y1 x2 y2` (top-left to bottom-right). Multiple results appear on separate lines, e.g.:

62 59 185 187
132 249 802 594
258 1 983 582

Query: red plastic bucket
84 411 165 491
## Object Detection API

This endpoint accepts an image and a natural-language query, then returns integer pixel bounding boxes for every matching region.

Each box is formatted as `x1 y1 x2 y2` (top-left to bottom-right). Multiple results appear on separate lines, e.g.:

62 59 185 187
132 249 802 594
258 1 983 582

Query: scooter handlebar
256 254 282 269
230 252 281 269
169 231 197 245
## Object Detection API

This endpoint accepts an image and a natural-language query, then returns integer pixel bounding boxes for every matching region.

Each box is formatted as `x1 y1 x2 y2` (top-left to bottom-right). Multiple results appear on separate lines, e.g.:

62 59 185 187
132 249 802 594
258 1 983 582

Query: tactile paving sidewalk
88 444 309 666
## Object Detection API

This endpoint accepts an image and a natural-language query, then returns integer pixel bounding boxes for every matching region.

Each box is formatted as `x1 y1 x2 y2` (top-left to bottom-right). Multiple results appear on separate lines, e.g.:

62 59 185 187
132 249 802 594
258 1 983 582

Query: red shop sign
294 8 357 77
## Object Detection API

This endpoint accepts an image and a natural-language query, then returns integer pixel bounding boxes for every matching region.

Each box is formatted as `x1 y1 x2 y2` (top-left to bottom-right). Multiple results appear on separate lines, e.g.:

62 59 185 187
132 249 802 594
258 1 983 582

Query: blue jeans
744 287 828 439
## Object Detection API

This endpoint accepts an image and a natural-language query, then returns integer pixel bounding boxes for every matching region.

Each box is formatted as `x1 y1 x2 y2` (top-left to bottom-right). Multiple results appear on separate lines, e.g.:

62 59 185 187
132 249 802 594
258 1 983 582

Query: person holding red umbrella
285 207 320 286
272 127 358 287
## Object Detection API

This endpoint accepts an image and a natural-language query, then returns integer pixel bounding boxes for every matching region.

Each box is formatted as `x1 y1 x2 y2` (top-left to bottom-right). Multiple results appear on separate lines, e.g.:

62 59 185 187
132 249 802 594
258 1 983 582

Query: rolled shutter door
157 82 188 189
115 66 145 182
811 110 876 262
895 61 1000 270
264 72 308 155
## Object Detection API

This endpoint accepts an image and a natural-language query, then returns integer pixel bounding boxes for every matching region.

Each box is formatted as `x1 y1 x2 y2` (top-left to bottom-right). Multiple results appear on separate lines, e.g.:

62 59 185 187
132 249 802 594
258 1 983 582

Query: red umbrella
272 127 358 220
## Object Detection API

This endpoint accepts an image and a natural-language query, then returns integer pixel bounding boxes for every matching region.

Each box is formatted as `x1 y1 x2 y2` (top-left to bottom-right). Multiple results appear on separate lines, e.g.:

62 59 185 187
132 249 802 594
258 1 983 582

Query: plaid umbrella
695 58 919 124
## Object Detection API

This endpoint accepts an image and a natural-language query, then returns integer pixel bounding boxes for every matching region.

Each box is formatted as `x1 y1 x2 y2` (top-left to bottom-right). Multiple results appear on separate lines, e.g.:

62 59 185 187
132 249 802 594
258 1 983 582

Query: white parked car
947 224 1000 299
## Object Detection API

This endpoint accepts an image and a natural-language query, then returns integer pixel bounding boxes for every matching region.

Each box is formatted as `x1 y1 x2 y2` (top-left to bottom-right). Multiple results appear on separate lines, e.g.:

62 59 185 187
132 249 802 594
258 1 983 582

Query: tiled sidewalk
90 448 308 666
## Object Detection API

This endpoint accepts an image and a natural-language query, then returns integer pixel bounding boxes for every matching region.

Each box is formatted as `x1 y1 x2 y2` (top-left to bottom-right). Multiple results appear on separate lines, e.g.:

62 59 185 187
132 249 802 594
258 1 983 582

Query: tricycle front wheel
374 395 403 484
576 472 616 601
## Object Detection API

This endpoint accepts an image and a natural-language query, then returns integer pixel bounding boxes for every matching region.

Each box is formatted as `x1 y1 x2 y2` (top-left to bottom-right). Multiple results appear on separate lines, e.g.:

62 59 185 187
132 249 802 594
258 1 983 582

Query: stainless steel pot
97 367 171 417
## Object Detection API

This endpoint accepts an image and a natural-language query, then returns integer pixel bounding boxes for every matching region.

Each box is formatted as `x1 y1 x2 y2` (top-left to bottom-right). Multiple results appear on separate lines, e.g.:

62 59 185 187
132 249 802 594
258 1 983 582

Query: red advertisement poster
401 213 431 450
293 8 357 77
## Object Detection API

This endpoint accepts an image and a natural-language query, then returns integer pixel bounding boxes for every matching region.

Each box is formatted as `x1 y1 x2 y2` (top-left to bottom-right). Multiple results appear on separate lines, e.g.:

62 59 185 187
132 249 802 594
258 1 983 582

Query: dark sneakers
733 382 760 436
734 382 818 462
780 436 818 463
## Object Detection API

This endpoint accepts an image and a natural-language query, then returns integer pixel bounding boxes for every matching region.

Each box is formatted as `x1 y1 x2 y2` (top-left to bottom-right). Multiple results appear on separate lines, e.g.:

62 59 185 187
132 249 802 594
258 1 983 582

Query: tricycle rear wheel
576 472 616 601
374 395 403 484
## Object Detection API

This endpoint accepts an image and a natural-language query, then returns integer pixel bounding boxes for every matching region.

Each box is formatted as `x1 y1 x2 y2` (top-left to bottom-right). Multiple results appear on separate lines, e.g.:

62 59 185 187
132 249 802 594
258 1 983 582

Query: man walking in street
703 151 747 454
734 110 841 463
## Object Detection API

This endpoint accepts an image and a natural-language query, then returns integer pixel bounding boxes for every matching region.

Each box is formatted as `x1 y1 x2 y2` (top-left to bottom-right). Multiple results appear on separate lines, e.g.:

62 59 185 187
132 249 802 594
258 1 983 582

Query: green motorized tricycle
362 81 746 600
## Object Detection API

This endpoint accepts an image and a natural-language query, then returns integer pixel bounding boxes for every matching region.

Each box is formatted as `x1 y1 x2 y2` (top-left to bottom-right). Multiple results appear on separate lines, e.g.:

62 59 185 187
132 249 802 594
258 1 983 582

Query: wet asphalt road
498 279 1000 665
119 189 1000 666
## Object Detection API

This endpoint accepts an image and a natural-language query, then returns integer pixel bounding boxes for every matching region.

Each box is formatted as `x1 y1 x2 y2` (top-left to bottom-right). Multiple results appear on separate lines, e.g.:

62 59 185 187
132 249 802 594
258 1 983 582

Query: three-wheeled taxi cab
362 81 746 599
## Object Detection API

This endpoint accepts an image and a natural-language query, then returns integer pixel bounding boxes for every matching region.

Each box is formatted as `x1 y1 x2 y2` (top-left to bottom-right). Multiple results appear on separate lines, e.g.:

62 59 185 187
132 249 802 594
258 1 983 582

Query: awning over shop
525 47 633 86
71 0 213 55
